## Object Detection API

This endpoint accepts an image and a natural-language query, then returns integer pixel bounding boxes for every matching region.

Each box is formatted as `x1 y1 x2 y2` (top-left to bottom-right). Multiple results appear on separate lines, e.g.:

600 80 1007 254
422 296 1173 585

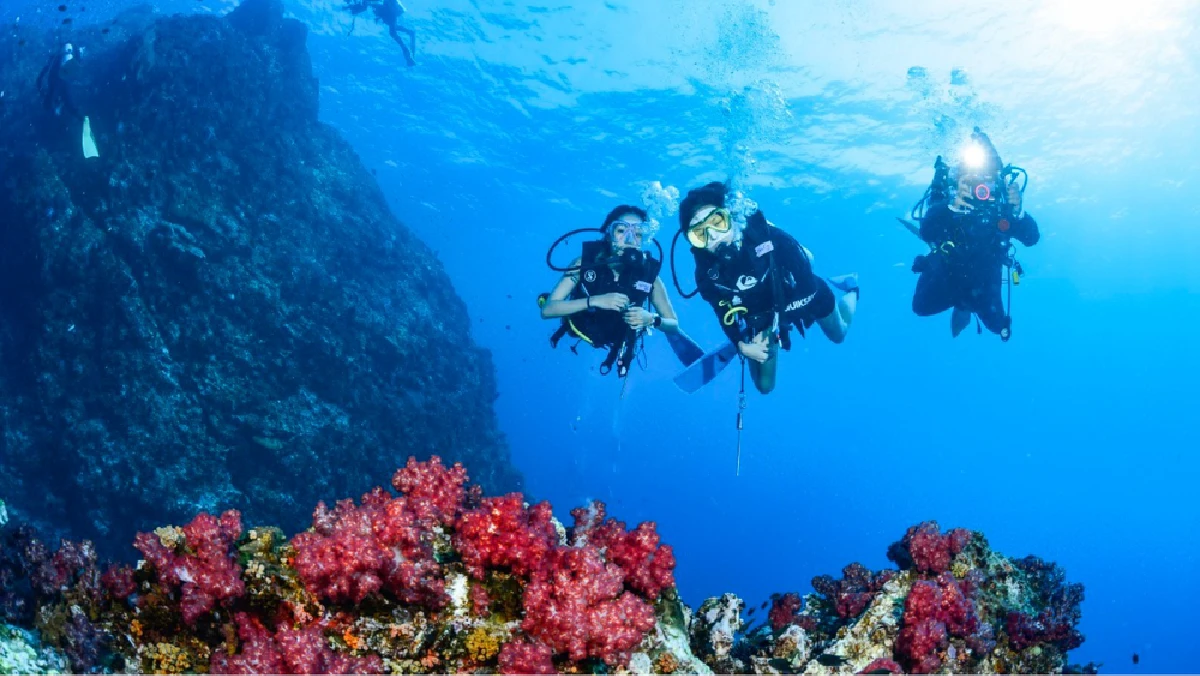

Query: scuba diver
905 128 1039 340
539 205 703 379
36 42 98 158
345 0 417 67
674 181 859 395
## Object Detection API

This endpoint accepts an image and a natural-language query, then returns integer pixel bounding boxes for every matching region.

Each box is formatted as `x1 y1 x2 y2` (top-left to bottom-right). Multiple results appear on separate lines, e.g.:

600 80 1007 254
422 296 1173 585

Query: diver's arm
1011 212 1040 247
646 278 680 332
540 259 588 319
919 204 953 244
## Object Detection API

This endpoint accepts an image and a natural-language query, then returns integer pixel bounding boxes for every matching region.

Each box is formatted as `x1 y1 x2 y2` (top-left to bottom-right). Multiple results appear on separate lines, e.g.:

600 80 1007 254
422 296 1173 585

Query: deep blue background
5 0 1198 671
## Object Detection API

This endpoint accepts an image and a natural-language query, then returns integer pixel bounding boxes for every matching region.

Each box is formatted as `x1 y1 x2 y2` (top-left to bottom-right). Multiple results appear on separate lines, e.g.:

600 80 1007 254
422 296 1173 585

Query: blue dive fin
673 342 739 394
827 272 859 296
665 330 704 367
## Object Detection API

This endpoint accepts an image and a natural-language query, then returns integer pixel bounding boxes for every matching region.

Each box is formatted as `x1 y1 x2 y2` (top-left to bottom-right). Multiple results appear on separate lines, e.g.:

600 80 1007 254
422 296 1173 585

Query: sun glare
1037 0 1180 36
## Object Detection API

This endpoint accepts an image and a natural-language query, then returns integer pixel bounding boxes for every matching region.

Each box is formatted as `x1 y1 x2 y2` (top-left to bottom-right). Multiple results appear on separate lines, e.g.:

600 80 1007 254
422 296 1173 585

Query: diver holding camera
908 128 1039 340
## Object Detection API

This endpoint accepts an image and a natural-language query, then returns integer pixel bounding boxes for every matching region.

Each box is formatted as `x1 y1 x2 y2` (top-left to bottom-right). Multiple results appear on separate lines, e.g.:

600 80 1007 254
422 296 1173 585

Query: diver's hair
600 205 649 235
677 181 729 231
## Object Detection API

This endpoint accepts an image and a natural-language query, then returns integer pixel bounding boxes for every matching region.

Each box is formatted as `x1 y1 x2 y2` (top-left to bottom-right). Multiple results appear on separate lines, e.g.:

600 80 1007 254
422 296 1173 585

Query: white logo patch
736 275 758 291
583 270 597 283
755 240 775 257
785 291 817 312
634 280 653 293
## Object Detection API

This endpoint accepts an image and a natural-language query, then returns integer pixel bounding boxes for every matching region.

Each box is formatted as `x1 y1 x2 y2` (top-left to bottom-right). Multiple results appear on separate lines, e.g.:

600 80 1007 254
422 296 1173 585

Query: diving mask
608 219 647 248
686 208 733 248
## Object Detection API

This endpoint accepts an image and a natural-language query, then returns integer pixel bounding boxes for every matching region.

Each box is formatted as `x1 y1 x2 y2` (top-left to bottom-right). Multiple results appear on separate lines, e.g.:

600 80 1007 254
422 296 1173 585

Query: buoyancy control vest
695 213 814 348
545 240 661 376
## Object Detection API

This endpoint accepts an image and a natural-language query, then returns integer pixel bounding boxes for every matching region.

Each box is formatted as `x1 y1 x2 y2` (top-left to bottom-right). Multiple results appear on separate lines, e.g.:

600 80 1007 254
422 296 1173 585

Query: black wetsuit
693 211 835 347
36 48 81 120
912 202 1039 334
549 241 660 376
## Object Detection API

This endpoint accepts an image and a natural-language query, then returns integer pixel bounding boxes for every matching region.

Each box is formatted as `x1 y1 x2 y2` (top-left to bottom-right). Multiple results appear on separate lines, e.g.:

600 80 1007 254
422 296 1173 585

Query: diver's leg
58 85 82 120
398 25 416 56
972 276 1009 335
912 267 954 317
817 289 856 343
390 25 416 65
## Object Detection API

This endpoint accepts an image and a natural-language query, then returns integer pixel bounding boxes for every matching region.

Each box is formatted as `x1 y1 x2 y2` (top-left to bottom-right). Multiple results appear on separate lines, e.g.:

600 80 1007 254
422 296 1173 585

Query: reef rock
0 0 521 554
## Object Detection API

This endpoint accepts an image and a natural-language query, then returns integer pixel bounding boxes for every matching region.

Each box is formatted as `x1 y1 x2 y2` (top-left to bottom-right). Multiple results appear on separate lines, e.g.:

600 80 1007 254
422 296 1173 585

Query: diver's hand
589 293 630 311
950 182 974 214
624 307 654 330
737 334 770 363
1007 182 1023 213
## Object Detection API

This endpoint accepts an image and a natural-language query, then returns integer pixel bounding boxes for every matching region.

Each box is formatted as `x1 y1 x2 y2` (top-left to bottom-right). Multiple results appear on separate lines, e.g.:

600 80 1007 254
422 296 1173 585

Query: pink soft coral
133 510 246 624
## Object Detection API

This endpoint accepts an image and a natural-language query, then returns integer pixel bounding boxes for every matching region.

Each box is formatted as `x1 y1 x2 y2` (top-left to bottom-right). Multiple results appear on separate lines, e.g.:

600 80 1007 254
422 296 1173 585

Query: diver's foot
951 307 972 337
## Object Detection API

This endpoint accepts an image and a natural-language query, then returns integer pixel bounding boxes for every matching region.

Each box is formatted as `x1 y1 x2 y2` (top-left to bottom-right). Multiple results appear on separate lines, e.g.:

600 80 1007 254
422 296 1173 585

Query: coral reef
737 521 1090 675
0 457 700 674
0 0 521 555
0 624 68 675
0 472 1091 675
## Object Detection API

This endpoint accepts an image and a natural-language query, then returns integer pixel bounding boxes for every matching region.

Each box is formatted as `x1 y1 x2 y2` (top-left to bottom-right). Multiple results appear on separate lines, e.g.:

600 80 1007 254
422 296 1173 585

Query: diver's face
609 218 645 251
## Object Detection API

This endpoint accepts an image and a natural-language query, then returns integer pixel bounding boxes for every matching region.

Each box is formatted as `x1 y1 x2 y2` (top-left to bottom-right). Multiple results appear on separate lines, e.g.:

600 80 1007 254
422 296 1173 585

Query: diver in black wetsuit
346 0 416 66
678 182 859 395
37 43 82 120
36 42 98 158
539 206 702 378
909 129 1040 339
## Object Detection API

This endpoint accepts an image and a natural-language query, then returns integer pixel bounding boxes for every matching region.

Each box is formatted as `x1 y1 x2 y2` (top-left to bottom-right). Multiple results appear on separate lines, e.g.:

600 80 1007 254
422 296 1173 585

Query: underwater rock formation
0 460 1091 675
0 0 520 554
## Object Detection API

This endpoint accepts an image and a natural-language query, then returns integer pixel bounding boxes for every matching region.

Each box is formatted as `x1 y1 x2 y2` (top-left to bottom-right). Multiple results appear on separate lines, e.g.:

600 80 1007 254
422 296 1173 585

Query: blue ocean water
6 0 1198 671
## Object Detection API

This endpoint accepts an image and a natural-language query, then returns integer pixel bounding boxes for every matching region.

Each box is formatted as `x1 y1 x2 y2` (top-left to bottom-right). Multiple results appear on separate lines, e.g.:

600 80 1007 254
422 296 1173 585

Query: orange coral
343 630 364 651
420 649 440 668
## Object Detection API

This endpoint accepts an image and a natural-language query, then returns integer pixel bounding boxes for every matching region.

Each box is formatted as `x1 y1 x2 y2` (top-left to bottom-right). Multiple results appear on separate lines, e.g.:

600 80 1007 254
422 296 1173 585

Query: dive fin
82 116 98 159
951 307 972 337
827 272 859 297
673 342 739 394
665 330 704 367
895 216 921 239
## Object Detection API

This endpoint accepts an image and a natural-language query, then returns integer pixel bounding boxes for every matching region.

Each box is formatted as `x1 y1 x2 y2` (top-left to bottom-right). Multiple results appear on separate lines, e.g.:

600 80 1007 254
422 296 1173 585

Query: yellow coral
465 628 499 662
154 526 184 549
952 560 970 579
142 641 193 674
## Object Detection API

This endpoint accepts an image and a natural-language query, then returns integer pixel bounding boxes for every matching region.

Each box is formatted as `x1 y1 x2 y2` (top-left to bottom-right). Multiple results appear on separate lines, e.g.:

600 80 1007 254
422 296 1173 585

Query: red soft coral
570 501 676 600
391 455 468 526
498 641 556 674
888 521 973 574
454 494 559 579
291 486 446 608
133 510 246 624
521 547 656 666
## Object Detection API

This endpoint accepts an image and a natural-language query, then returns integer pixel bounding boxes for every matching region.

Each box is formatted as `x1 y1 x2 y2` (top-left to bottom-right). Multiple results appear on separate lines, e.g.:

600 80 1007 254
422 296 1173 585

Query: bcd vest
549 240 661 375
